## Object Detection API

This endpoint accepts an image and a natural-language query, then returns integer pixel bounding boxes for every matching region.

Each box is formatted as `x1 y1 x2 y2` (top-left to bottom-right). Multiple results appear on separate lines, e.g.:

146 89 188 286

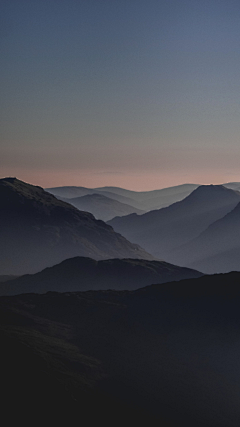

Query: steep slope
60 193 144 221
171 201 240 273
1 272 240 426
0 256 202 296
108 185 240 260
0 178 153 275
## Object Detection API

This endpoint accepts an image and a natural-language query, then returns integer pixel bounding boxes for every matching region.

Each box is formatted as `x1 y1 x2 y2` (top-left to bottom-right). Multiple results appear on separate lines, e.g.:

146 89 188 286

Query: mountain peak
184 184 240 203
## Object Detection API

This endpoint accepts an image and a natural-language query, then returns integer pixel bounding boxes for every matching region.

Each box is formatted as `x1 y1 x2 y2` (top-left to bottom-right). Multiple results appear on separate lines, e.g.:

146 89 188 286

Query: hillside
108 185 240 260
0 256 202 296
0 178 153 275
171 201 240 273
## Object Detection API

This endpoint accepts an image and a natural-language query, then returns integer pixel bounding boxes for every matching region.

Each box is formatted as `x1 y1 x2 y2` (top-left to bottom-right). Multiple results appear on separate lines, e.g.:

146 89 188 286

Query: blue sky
1 0 240 189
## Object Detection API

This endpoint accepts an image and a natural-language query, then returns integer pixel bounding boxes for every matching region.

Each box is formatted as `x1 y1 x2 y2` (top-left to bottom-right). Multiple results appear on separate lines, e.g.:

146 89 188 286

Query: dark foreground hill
0 178 153 275
108 185 240 261
1 272 240 426
0 256 202 296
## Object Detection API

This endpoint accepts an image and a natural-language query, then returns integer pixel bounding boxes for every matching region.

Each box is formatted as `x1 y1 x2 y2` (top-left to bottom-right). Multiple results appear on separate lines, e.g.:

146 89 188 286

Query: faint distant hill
0 178 153 275
59 193 145 221
2 272 240 425
46 183 199 211
171 200 240 274
108 185 240 260
223 182 240 191
0 256 202 296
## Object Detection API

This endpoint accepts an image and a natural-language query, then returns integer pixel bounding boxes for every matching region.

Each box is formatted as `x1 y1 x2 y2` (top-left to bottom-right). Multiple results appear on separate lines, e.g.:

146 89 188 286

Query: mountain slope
171 201 240 273
0 178 153 275
1 272 240 426
108 185 240 260
60 193 144 221
0 256 202 296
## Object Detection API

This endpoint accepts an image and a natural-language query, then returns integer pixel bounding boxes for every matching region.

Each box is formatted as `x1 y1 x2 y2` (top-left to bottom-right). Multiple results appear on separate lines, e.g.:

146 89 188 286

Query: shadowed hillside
0 178 153 275
108 185 240 261
0 256 202 296
171 201 240 273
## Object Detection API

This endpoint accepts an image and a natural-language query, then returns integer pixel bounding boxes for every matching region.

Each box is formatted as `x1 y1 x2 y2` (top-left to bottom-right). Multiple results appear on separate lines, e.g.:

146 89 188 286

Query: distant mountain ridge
0 178 154 275
0 256 203 296
46 183 199 211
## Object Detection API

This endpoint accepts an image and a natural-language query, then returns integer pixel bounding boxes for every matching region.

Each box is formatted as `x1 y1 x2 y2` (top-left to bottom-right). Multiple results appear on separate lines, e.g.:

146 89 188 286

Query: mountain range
1 272 240 426
0 178 153 275
46 183 199 211
108 185 240 267
0 256 202 296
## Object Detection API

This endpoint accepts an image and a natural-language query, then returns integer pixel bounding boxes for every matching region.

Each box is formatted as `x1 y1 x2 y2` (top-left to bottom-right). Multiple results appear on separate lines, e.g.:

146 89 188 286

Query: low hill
0 256 202 296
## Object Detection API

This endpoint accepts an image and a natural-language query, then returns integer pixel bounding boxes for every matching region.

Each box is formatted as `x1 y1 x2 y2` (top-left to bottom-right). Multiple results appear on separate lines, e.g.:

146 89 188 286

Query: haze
1 0 240 190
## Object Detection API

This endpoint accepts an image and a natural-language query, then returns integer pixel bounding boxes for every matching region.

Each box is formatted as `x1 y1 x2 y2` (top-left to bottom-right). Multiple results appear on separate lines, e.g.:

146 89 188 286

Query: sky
1 0 240 190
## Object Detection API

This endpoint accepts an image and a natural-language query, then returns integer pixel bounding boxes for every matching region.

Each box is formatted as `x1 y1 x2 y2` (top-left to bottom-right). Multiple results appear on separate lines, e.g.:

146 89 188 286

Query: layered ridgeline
0 178 153 275
0 256 202 296
46 183 199 211
108 185 240 265
171 200 240 273
58 193 145 221
1 272 240 426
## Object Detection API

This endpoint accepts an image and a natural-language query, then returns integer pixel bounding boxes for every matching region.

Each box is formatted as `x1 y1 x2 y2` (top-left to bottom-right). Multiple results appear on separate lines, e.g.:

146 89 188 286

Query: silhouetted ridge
0 256 202 296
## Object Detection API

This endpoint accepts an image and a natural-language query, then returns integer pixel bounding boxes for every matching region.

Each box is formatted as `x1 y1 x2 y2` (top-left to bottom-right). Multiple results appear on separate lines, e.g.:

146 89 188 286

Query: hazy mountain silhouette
46 185 139 207
0 256 202 296
223 182 240 191
59 193 144 221
1 272 240 426
47 183 199 211
108 185 240 260
95 183 199 209
171 201 240 273
0 178 153 275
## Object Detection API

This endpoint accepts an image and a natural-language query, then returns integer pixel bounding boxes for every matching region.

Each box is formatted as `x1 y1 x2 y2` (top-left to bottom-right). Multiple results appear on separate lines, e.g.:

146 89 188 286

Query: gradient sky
1 0 240 190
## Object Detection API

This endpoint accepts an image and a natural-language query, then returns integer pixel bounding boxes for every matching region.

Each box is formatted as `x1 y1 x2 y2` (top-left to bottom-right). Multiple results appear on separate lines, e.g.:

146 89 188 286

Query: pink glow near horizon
1 167 239 191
